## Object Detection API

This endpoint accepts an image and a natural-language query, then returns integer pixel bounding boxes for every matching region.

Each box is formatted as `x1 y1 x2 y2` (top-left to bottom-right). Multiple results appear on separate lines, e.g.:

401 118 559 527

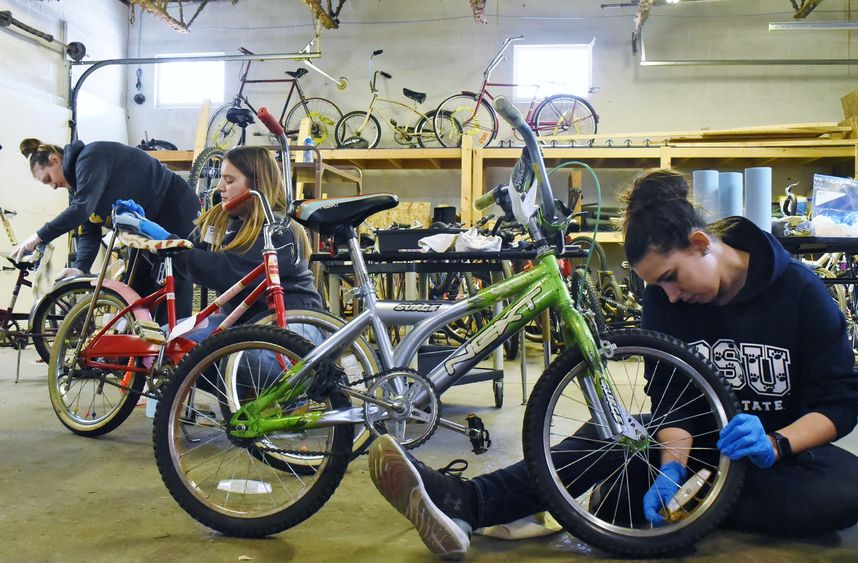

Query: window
154 53 224 108
513 42 593 102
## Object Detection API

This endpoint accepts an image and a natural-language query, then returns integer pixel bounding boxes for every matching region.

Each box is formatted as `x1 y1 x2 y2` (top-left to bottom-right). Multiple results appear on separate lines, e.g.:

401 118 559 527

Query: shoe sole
369 435 469 560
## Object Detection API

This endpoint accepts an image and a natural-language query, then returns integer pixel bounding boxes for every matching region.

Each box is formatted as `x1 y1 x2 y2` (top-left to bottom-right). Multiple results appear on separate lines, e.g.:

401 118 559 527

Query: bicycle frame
229 245 623 442
231 55 305 126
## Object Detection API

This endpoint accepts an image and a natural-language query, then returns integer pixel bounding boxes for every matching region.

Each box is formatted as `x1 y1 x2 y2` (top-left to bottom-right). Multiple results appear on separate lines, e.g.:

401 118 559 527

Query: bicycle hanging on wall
434 35 599 148
207 46 345 150
334 49 460 149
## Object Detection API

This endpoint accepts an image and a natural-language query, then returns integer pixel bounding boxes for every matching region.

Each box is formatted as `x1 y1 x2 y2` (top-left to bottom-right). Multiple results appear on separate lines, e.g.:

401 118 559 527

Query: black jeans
468 425 858 536
130 176 199 320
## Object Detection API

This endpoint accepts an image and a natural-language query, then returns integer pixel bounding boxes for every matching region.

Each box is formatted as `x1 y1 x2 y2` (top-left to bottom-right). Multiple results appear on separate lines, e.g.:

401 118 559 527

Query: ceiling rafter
128 0 217 32
791 0 826 19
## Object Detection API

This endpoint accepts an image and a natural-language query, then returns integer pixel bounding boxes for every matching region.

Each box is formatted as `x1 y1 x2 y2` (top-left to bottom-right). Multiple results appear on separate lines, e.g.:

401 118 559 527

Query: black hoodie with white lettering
642 216 858 439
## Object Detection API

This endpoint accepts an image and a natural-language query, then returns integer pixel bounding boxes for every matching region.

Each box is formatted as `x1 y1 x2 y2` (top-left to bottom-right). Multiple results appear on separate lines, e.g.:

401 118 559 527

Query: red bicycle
434 35 599 147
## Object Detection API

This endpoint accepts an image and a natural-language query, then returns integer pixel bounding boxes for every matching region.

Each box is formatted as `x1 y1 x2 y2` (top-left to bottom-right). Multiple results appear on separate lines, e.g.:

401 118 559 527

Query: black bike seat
402 88 426 104
286 68 309 79
226 107 255 127
289 194 399 235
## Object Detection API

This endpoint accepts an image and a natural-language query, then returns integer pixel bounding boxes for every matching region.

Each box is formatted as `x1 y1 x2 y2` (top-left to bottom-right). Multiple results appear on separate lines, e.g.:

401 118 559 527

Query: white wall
0 0 128 307
126 0 858 210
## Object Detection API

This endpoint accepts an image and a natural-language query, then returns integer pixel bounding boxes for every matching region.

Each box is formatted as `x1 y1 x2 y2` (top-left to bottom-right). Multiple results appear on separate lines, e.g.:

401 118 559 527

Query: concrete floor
1 345 857 563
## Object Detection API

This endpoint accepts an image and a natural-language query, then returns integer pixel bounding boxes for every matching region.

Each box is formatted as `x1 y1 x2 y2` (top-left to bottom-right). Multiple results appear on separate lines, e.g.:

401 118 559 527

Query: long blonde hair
196 146 310 259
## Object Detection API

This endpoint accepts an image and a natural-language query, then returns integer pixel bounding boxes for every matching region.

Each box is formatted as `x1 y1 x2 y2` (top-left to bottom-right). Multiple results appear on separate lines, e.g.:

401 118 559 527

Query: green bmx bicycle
152 97 744 557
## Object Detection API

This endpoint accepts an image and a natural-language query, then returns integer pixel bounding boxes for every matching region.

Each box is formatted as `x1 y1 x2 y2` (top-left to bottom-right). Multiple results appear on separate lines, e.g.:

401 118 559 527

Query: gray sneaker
369 434 472 560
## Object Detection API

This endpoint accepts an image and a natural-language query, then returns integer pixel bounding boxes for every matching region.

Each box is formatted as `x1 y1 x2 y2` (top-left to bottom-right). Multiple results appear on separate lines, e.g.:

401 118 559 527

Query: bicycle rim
284 97 341 149
524 329 744 556
435 95 496 148
48 292 142 436
154 326 351 536
534 95 597 137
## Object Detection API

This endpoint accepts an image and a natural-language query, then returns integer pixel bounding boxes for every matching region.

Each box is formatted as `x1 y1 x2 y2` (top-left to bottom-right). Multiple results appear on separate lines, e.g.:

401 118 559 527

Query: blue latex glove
113 212 171 240
716 413 776 469
643 461 688 526
113 199 146 217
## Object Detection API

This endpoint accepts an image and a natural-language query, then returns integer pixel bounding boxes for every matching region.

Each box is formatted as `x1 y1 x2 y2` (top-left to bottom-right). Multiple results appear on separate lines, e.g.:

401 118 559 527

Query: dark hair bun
19 138 43 158
625 169 689 215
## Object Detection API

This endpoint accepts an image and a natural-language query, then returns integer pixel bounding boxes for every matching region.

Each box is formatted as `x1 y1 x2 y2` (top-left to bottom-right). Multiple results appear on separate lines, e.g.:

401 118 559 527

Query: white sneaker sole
369 435 470 560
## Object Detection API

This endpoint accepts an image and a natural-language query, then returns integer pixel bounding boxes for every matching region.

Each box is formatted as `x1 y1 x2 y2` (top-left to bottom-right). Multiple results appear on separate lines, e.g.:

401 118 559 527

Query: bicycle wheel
188 146 225 210
523 329 745 557
434 93 497 148
415 110 460 148
47 290 144 436
335 111 382 149
31 279 97 364
533 94 598 139
207 103 241 150
153 325 352 537
283 97 342 149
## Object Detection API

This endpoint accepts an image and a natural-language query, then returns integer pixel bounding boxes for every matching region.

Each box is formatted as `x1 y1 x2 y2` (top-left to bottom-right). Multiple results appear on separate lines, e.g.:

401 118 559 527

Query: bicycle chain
239 368 432 458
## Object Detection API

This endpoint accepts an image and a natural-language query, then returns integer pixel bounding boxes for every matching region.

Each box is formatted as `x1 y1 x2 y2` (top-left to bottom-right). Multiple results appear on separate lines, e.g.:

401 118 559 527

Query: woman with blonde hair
171 145 321 321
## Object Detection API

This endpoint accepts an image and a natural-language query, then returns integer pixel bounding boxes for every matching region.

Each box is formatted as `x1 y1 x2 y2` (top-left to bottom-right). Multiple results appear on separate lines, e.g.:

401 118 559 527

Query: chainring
363 368 440 449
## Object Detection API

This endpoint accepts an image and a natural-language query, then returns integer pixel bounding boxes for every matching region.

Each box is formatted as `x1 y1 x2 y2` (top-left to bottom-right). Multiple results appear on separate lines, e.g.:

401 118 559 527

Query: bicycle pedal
466 414 492 455
134 320 166 345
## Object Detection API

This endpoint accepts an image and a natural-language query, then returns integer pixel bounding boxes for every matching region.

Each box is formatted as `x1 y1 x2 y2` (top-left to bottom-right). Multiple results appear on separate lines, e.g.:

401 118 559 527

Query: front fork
556 296 649 443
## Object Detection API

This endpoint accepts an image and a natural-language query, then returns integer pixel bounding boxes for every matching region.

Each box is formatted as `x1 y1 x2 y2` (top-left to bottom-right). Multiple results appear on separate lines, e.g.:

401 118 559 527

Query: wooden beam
794 0 826 19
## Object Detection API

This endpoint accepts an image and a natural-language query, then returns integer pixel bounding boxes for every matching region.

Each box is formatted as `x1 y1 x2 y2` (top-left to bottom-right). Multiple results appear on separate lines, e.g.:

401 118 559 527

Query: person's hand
113 199 145 217
56 267 84 280
10 233 42 262
717 413 776 469
643 461 687 525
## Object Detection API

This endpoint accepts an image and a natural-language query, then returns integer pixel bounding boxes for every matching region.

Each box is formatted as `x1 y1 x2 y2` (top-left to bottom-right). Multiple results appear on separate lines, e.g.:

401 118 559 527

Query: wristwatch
769 431 793 459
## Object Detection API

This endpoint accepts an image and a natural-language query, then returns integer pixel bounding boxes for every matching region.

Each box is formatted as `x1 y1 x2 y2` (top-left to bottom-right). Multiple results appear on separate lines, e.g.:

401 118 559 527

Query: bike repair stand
15 345 22 383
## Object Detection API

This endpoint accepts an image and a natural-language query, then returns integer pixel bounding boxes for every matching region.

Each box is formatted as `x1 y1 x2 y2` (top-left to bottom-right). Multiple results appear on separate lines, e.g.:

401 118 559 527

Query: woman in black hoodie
17 138 200 317
365 168 858 559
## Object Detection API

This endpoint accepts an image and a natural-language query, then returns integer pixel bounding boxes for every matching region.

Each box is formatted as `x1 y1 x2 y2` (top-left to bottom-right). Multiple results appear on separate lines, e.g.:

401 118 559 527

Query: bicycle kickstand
14 345 22 383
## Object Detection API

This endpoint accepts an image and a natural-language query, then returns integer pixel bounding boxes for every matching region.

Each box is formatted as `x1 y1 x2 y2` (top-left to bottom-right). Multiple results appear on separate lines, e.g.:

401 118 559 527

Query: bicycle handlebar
257 106 284 137
485 35 525 78
493 96 556 222
475 189 497 211
223 190 253 213
373 49 383 56
380 71 392 79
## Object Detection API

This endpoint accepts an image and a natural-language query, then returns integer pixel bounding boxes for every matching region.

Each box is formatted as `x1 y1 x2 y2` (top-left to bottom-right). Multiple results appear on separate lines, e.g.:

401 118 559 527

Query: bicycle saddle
226 107 255 127
116 231 194 254
289 194 399 235
402 88 426 104
286 68 309 79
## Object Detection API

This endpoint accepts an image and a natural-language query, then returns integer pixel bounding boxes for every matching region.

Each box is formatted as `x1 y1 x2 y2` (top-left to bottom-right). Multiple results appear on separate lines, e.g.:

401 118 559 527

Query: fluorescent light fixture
769 21 858 31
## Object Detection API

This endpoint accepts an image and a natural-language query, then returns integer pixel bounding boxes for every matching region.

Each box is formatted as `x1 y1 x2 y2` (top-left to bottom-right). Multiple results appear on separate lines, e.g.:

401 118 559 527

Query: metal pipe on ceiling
68 50 320 141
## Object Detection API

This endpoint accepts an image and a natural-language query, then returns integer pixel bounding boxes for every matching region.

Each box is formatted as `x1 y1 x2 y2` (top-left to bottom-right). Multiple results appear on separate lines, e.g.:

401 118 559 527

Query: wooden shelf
150 139 858 227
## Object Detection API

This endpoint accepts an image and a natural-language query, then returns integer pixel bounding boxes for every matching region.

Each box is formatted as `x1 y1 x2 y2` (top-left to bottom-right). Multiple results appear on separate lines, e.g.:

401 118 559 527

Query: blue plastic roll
718 172 743 220
692 170 719 221
744 167 772 233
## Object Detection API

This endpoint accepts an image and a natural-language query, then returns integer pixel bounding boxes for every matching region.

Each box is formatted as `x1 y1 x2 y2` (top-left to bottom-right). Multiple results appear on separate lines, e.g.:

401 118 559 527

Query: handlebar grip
373 49 384 56
475 190 496 211
493 96 525 130
223 190 253 213
381 71 392 79
257 107 284 136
